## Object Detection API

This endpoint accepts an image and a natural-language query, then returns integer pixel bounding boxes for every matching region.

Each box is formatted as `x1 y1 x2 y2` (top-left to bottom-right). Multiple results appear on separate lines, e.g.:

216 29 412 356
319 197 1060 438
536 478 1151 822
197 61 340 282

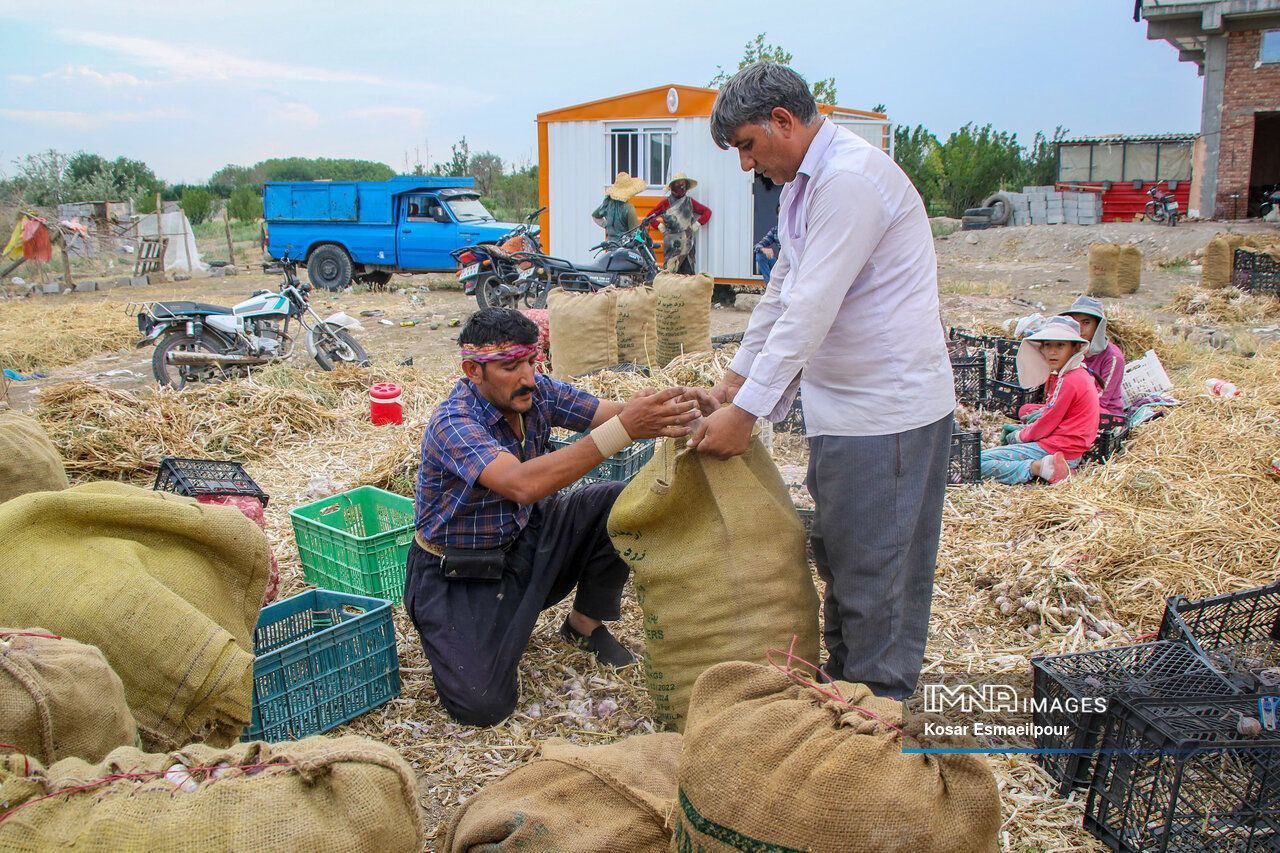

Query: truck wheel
307 245 353 291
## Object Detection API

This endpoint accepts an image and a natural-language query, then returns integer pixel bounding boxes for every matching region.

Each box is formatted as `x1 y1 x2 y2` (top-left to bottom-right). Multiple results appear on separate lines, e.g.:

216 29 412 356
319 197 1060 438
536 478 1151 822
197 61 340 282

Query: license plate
459 264 479 279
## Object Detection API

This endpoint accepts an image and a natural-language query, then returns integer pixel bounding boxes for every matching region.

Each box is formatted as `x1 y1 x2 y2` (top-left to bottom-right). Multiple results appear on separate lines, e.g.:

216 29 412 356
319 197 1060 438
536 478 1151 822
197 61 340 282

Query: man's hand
679 387 719 418
617 387 700 439
688 404 755 458
708 368 747 406
693 221 701 232
761 246 774 259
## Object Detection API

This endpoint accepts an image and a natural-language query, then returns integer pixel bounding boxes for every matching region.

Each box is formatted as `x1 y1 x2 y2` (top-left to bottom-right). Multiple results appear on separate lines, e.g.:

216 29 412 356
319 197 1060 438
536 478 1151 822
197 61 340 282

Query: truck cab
263 176 517 291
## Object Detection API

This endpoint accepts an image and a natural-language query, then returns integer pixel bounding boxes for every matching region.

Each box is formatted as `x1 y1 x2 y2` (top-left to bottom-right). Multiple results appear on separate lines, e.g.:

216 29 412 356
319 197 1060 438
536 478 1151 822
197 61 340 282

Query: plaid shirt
415 373 599 549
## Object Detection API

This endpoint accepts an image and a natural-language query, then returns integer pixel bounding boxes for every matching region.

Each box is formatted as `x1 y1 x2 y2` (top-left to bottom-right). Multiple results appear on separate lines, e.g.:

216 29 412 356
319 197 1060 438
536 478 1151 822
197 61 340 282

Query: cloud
7 65 149 87
277 101 321 130
0 107 185 129
60 30 411 88
345 106 428 128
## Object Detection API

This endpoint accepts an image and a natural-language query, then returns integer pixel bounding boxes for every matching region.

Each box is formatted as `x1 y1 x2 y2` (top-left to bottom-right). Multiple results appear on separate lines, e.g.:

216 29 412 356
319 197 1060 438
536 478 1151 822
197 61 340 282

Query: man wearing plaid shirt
406 308 704 726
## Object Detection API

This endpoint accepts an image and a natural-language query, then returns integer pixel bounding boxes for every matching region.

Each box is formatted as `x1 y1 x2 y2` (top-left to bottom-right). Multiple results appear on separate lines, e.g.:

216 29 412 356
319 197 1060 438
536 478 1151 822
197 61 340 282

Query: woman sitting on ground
1060 296 1125 418
980 316 1100 485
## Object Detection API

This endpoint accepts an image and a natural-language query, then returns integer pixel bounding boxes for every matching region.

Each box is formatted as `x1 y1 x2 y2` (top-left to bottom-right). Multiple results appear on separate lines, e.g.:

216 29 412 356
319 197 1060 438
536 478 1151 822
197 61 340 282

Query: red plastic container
369 383 403 426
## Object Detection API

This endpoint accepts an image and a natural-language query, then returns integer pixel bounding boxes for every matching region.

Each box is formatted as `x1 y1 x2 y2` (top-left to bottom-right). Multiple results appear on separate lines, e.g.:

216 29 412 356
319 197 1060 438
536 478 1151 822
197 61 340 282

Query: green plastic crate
290 486 414 603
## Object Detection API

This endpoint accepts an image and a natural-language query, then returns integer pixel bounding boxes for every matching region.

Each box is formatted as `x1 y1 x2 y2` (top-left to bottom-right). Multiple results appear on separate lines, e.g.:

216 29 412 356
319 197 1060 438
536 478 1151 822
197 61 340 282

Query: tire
475 276 502 309
310 325 369 370
982 192 1015 226
151 330 234 390
357 270 392 289
307 244 354 291
963 207 995 218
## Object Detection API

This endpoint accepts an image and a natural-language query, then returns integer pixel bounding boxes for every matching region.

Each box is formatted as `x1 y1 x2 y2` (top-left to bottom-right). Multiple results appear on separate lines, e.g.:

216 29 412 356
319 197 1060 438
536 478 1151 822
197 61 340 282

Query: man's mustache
512 386 536 399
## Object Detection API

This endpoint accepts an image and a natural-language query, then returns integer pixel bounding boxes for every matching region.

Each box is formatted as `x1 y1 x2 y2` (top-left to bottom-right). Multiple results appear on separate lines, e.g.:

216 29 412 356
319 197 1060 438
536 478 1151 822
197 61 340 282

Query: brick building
1141 0 1280 218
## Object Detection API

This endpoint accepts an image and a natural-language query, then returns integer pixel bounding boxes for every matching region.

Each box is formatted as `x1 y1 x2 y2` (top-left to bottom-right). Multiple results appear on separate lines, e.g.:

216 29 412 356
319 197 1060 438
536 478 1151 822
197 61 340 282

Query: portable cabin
537 84 891 287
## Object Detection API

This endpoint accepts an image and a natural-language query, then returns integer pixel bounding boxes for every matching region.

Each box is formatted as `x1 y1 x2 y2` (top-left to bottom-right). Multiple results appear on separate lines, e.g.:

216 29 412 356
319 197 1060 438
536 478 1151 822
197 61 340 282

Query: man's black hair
458 307 539 348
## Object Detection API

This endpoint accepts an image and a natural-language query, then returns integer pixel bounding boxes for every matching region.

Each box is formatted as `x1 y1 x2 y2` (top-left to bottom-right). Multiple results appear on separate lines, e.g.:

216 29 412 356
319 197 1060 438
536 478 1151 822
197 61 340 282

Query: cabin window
609 127 672 187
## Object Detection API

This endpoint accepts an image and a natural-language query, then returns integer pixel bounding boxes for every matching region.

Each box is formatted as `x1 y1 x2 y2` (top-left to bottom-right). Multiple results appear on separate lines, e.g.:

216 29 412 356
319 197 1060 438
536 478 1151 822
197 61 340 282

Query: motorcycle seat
151 301 232 316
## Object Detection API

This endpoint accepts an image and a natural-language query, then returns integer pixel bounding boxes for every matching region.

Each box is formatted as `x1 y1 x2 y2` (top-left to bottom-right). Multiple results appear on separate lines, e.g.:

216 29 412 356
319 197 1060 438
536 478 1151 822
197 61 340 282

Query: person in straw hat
980 315 1100 485
649 172 713 277
1059 295 1126 418
592 172 646 244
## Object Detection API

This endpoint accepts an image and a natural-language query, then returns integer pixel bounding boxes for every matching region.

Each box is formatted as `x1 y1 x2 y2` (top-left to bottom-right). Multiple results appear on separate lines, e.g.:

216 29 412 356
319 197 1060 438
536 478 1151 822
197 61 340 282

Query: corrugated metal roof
1059 133 1197 144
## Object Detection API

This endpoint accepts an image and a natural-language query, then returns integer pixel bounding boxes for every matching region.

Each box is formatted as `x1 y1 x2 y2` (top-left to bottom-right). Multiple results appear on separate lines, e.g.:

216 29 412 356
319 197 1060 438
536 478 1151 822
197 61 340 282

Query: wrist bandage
590 416 632 459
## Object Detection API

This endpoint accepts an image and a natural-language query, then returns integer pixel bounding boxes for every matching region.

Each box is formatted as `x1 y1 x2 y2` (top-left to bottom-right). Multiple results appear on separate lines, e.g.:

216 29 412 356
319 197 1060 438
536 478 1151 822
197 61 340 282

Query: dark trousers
806 413 952 700
403 482 629 726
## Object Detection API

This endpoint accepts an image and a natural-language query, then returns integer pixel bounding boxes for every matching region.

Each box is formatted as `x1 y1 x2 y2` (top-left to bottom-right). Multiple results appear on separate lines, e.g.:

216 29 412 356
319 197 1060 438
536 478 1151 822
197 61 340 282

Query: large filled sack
1202 234 1247 289
0 630 137 765
0 482 270 749
1117 244 1142 294
1086 243 1122 297
0 736 423 852
616 285 658 367
0 412 68 504
443 733 681 852
548 287 620 379
654 273 713 367
609 438 819 731
674 661 1002 852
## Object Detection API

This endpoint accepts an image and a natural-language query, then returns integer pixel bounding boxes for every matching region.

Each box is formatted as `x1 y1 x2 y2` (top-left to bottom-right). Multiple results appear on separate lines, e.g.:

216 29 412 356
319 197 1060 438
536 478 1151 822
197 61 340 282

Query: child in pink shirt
1061 296 1126 418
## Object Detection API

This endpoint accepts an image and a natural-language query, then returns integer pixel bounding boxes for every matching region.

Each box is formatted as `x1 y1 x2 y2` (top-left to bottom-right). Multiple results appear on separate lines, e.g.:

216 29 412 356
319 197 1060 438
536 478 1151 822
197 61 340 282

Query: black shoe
559 618 636 667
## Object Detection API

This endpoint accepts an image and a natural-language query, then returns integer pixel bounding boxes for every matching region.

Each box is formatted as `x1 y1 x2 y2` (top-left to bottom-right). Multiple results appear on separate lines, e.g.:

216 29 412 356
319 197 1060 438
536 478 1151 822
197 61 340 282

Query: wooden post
155 192 164 275
57 229 74 288
180 209 192 273
223 207 236 267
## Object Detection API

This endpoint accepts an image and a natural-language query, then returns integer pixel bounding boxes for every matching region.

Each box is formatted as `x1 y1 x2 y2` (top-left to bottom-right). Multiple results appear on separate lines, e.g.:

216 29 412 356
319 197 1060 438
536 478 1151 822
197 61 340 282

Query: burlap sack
0 412 68 504
616 285 658 367
1086 243 1122 297
548 287 620 379
0 736 423 852
0 630 137 766
0 482 270 750
654 273 713 367
1203 234 1247 289
444 733 681 852
673 661 1002 852
1117 244 1142 294
608 438 820 731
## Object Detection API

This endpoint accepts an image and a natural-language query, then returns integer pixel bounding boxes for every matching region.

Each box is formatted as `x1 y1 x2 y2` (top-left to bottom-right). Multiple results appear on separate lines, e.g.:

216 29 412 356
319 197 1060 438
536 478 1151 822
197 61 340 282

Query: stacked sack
0 412 68 504
0 737 424 851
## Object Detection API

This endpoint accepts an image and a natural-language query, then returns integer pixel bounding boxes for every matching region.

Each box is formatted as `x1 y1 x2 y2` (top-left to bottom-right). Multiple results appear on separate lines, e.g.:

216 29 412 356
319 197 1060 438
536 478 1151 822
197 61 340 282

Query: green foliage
135 192 157 214
208 158 394 188
180 187 212 225
429 138 472 178
710 32 837 104
893 125 945 210
1021 126 1068 189
483 164 539 223
227 186 263 221
2 149 161 206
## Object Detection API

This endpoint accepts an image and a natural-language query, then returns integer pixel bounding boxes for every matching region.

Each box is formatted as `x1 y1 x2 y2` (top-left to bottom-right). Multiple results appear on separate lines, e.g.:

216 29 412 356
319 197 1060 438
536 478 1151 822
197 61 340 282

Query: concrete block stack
1021 186 1103 226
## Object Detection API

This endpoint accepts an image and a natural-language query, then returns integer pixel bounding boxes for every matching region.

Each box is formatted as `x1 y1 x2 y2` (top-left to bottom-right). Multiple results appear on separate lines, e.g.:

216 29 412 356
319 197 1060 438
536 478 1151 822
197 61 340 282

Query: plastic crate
993 352 1020 385
244 589 400 742
1121 350 1173 405
1085 694 1280 852
1159 581 1280 683
548 433 655 486
289 486 415 603
153 457 268 506
947 327 991 355
1031 641 1238 795
984 379 1043 418
990 336 1021 357
1234 248 1280 295
1086 424 1130 465
950 353 987 407
775 391 806 435
711 331 745 348
948 428 981 485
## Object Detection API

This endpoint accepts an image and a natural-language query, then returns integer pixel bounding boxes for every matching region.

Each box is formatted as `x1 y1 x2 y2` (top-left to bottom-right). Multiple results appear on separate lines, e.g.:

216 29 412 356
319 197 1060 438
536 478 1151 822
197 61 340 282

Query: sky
0 0 1205 184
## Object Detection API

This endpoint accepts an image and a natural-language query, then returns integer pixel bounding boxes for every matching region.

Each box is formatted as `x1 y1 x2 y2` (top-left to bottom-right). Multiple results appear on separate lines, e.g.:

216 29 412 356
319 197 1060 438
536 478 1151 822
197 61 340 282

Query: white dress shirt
729 119 955 436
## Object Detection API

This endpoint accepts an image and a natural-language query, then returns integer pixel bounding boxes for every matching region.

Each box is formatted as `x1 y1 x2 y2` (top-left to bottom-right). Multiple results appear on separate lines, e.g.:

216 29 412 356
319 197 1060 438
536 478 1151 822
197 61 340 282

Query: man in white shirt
690 63 955 700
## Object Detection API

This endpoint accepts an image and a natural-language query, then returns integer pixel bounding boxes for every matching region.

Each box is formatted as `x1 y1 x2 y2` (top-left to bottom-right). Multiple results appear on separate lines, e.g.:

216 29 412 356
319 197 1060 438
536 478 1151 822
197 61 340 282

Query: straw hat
667 172 698 191
606 172 647 201
1016 316 1088 388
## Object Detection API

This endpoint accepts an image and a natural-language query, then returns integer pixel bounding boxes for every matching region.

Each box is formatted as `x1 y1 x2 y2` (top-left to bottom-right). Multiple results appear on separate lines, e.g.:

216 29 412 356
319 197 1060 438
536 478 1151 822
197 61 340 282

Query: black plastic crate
950 353 987 407
1099 413 1128 432
990 336 1021 357
1234 248 1280 295
947 327 991 355
153 457 268 506
775 391 806 435
1159 581 1280 687
1085 694 1280 852
1086 424 1130 465
710 331 745 348
948 428 981 485
993 352 1020 384
984 379 1043 418
1032 642 1238 795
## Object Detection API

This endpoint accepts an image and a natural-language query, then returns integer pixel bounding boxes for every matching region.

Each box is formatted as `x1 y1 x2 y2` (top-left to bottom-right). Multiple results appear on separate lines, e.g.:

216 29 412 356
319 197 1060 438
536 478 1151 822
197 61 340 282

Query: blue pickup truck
263 176 517 290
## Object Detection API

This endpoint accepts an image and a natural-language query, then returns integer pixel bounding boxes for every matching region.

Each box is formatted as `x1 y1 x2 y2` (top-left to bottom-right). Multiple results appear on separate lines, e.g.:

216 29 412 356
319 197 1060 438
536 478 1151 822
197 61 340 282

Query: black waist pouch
440 547 506 582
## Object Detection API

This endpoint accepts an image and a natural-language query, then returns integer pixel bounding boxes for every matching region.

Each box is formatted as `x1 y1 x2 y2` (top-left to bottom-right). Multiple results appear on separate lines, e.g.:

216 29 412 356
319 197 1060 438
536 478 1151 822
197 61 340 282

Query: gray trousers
806 412 952 700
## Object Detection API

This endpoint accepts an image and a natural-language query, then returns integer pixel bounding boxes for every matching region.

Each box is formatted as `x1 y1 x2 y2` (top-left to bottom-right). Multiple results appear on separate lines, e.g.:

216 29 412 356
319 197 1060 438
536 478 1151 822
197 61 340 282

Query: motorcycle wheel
151 331 234 390
310 324 370 370
475 276 504 310
524 282 549 309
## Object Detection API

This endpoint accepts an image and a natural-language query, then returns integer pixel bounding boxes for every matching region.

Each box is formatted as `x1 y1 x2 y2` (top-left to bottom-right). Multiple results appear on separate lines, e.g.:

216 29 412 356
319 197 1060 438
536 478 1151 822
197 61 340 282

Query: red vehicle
1144 183 1180 226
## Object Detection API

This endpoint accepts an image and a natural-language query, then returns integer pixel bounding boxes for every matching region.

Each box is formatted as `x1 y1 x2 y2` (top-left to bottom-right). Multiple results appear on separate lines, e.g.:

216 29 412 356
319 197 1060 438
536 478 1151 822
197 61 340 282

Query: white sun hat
1016 316 1088 388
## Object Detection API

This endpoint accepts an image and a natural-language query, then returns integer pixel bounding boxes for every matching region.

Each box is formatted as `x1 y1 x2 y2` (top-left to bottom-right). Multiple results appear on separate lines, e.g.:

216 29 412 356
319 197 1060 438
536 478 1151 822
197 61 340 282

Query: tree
430 138 472 177
227 186 263 221
1019 126 1068 189
893 125 945 213
209 163 257 189
468 152 504 196
180 187 212 225
709 32 837 104
2 149 160 206
935 123 1024 217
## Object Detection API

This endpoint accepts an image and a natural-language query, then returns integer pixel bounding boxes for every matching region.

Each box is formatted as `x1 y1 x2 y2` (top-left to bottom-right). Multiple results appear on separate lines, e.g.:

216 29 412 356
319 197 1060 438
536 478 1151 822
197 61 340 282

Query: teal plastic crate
290 486 414 602
244 589 400 742
548 433 654 487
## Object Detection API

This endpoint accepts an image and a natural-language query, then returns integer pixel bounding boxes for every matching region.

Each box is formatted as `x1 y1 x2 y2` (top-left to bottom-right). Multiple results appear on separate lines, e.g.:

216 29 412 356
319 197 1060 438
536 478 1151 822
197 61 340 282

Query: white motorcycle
137 255 368 389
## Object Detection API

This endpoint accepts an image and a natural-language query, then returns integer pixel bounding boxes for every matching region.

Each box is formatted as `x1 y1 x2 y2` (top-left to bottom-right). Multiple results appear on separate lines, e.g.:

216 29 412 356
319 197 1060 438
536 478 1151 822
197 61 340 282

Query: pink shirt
1018 366 1100 460
1085 343 1126 417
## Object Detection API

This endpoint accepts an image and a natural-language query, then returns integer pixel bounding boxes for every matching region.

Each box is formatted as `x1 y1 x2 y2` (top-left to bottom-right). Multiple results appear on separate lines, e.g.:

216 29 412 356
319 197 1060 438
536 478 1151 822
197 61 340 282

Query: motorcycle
453 207 546 309
1144 183 1180 226
136 254 369 389
1259 186 1280 221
